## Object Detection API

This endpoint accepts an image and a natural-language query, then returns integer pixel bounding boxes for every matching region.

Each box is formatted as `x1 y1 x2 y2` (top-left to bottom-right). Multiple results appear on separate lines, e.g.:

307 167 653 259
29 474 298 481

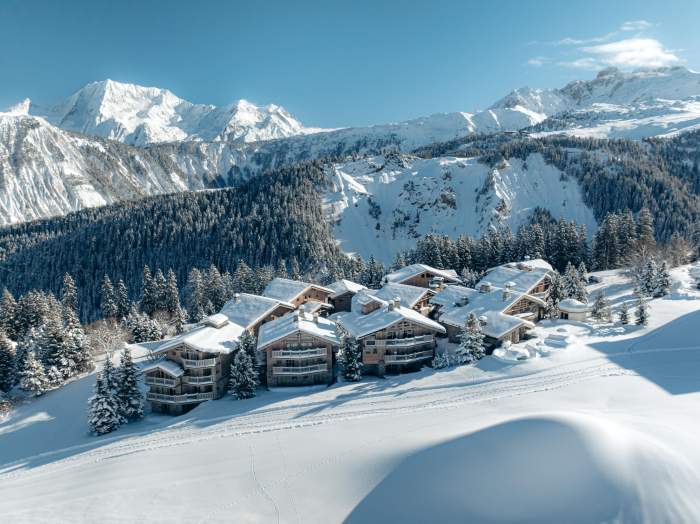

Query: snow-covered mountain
2 66 700 230
21 79 314 146
324 152 597 262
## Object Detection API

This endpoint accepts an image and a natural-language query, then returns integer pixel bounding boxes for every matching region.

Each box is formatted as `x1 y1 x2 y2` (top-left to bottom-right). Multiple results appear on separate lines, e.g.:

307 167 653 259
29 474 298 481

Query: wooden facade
144 345 233 415
331 292 354 312
287 286 333 309
259 331 338 387
358 319 439 376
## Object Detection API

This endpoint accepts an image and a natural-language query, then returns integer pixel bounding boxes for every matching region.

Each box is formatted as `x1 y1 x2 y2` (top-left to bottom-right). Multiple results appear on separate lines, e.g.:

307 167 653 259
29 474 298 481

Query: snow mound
345 414 700 523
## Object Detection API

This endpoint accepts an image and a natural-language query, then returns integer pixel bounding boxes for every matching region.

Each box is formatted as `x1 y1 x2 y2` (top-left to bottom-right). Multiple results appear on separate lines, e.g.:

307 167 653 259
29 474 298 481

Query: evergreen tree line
0 162 343 322
0 274 92 396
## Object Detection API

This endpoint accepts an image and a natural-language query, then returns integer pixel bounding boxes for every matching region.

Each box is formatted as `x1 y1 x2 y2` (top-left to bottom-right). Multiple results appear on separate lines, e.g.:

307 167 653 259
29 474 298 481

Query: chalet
351 282 434 316
328 279 366 312
384 263 461 290
336 299 445 376
139 293 294 414
433 259 554 350
257 306 341 387
262 277 335 314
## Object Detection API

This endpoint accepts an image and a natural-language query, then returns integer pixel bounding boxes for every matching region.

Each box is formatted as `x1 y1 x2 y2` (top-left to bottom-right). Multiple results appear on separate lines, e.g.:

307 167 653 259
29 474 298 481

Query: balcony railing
181 357 217 368
271 347 327 359
146 392 215 404
366 335 434 348
272 364 327 376
145 376 179 387
384 350 434 363
183 375 215 385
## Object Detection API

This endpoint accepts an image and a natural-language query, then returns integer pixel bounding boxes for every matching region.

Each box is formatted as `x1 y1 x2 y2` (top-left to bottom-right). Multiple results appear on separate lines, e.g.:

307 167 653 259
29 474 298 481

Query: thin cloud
581 38 680 69
527 57 547 67
620 20 652 31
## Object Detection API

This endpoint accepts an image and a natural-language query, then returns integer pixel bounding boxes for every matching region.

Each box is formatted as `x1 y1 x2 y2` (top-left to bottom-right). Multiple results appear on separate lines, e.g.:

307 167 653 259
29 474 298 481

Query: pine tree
115 346 144 422
341 336 362 381
206 265 226 311
229 350 258 400
456 313 485 365
635 297 650 326
40 315 71 381
636 207 655 251
636 258 658 298
115 280 130 321
87 372 122 436
238 329 258 364
100 275 118 320
232 261 254 294
63 306 92 375
0 332 16 392
185 268 206 322
19 351 48 395
546 271 566 318
141 266 158 317
61 273 79 316
591 291 611 322
432 348 452 369
618 301 630 325
0 289 18 340
164 269 181 315
653 261 671 298
361 256 385 289
153 269 167 312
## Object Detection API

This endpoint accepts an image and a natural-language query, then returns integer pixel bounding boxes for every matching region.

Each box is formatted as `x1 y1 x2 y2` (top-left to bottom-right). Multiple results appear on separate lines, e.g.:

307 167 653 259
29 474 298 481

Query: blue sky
1 0 698 128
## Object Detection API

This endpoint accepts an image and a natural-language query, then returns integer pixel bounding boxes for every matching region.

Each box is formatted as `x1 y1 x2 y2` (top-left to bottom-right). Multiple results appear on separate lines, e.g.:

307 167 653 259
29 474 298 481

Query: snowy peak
31 79 311 145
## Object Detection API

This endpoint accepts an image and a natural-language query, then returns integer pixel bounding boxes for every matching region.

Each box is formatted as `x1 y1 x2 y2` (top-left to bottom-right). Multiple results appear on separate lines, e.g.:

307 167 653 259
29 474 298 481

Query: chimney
234 293 240 303
298 305 306 320
313 313 319 324
388 301 395 311
394 297 401 309
479 282 492 293
478 315 488 326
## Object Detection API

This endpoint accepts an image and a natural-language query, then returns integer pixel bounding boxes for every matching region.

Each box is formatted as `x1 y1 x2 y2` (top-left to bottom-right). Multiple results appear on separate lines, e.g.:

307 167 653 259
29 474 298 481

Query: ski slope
1 267 700 523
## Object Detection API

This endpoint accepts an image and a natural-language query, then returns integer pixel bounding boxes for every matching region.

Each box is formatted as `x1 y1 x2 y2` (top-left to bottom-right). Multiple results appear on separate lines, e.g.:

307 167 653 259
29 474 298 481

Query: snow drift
345 413 700 524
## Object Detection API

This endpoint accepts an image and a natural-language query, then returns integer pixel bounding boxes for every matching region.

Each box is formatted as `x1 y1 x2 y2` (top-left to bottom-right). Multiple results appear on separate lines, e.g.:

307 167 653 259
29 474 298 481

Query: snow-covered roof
351 283 430 313
430 285 478 309
384 264 461 285
302 300 333 314
203 313 229 328
480 264 551 294
559 298 590 313
438 287 542 339
156 321 243 355
337 303 445 340
141 358 185 378
262 277 334 303
257 310 341 349
487 258 553 273
219 293 294 330
328 279 366 298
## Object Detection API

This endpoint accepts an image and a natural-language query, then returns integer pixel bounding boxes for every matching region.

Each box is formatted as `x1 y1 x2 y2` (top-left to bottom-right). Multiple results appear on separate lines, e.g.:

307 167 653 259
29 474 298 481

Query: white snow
337 301 445 339
262 278 332 303
2 267 700 522
257 309 340 349
384 263 460 285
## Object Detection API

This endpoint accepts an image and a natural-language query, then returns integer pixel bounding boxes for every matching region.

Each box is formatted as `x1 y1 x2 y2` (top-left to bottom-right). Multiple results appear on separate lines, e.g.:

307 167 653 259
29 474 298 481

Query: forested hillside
416 133 700 241
0 162 341 321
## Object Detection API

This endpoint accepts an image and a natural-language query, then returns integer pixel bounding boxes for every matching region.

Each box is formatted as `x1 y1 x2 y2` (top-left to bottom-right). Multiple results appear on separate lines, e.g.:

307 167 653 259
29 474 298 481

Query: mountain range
2 66 700 259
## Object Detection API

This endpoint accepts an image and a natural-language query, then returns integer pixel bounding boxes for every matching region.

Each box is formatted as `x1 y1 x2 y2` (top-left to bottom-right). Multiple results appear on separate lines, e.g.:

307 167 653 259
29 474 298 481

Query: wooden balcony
271 347 326 359
181 357 217 369
183 375 215 385
367 335 434 348
384 349 434 364
272 364 327 376
146 392 215 404
145 376 179 387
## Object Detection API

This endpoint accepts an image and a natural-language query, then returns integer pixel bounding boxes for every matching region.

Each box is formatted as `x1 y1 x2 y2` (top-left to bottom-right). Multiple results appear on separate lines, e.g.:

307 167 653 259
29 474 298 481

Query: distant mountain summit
24 79 314 145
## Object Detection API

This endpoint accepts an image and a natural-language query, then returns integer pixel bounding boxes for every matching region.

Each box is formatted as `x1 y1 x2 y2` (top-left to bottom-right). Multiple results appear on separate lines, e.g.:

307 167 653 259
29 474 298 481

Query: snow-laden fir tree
115 279 130 321
591 291 611 322
546 271 566 318
229 350 258 400
19 350 48 395
563 263 587 303
460 268 481 288
635 258 658 298
0 332 16 392
185 268 206 322
115 346 143 422
164 269 181 315
238 329 258 363
654 261 671 298
341 336 362 381
361 255 385 289
0 289 18 340
153 268 167 312
40 315 71 381
432 348 452 369
63 306 92 375
456 313 485 365
100 275 118 320
87 365 123 435
618 301 630 325
635 297 650 326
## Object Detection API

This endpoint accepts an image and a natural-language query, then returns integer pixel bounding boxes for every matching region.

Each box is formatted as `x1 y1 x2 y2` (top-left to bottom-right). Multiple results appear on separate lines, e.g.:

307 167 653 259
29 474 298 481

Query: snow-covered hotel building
384 263 461 290
262 277 334 315
335 293 445 376
138 293 294 414
432 259 553 349
257 307 341 387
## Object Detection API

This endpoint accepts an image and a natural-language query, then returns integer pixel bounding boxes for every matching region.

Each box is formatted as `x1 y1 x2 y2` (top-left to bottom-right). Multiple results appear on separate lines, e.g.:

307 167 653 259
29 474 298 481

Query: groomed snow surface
2 266 700 522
